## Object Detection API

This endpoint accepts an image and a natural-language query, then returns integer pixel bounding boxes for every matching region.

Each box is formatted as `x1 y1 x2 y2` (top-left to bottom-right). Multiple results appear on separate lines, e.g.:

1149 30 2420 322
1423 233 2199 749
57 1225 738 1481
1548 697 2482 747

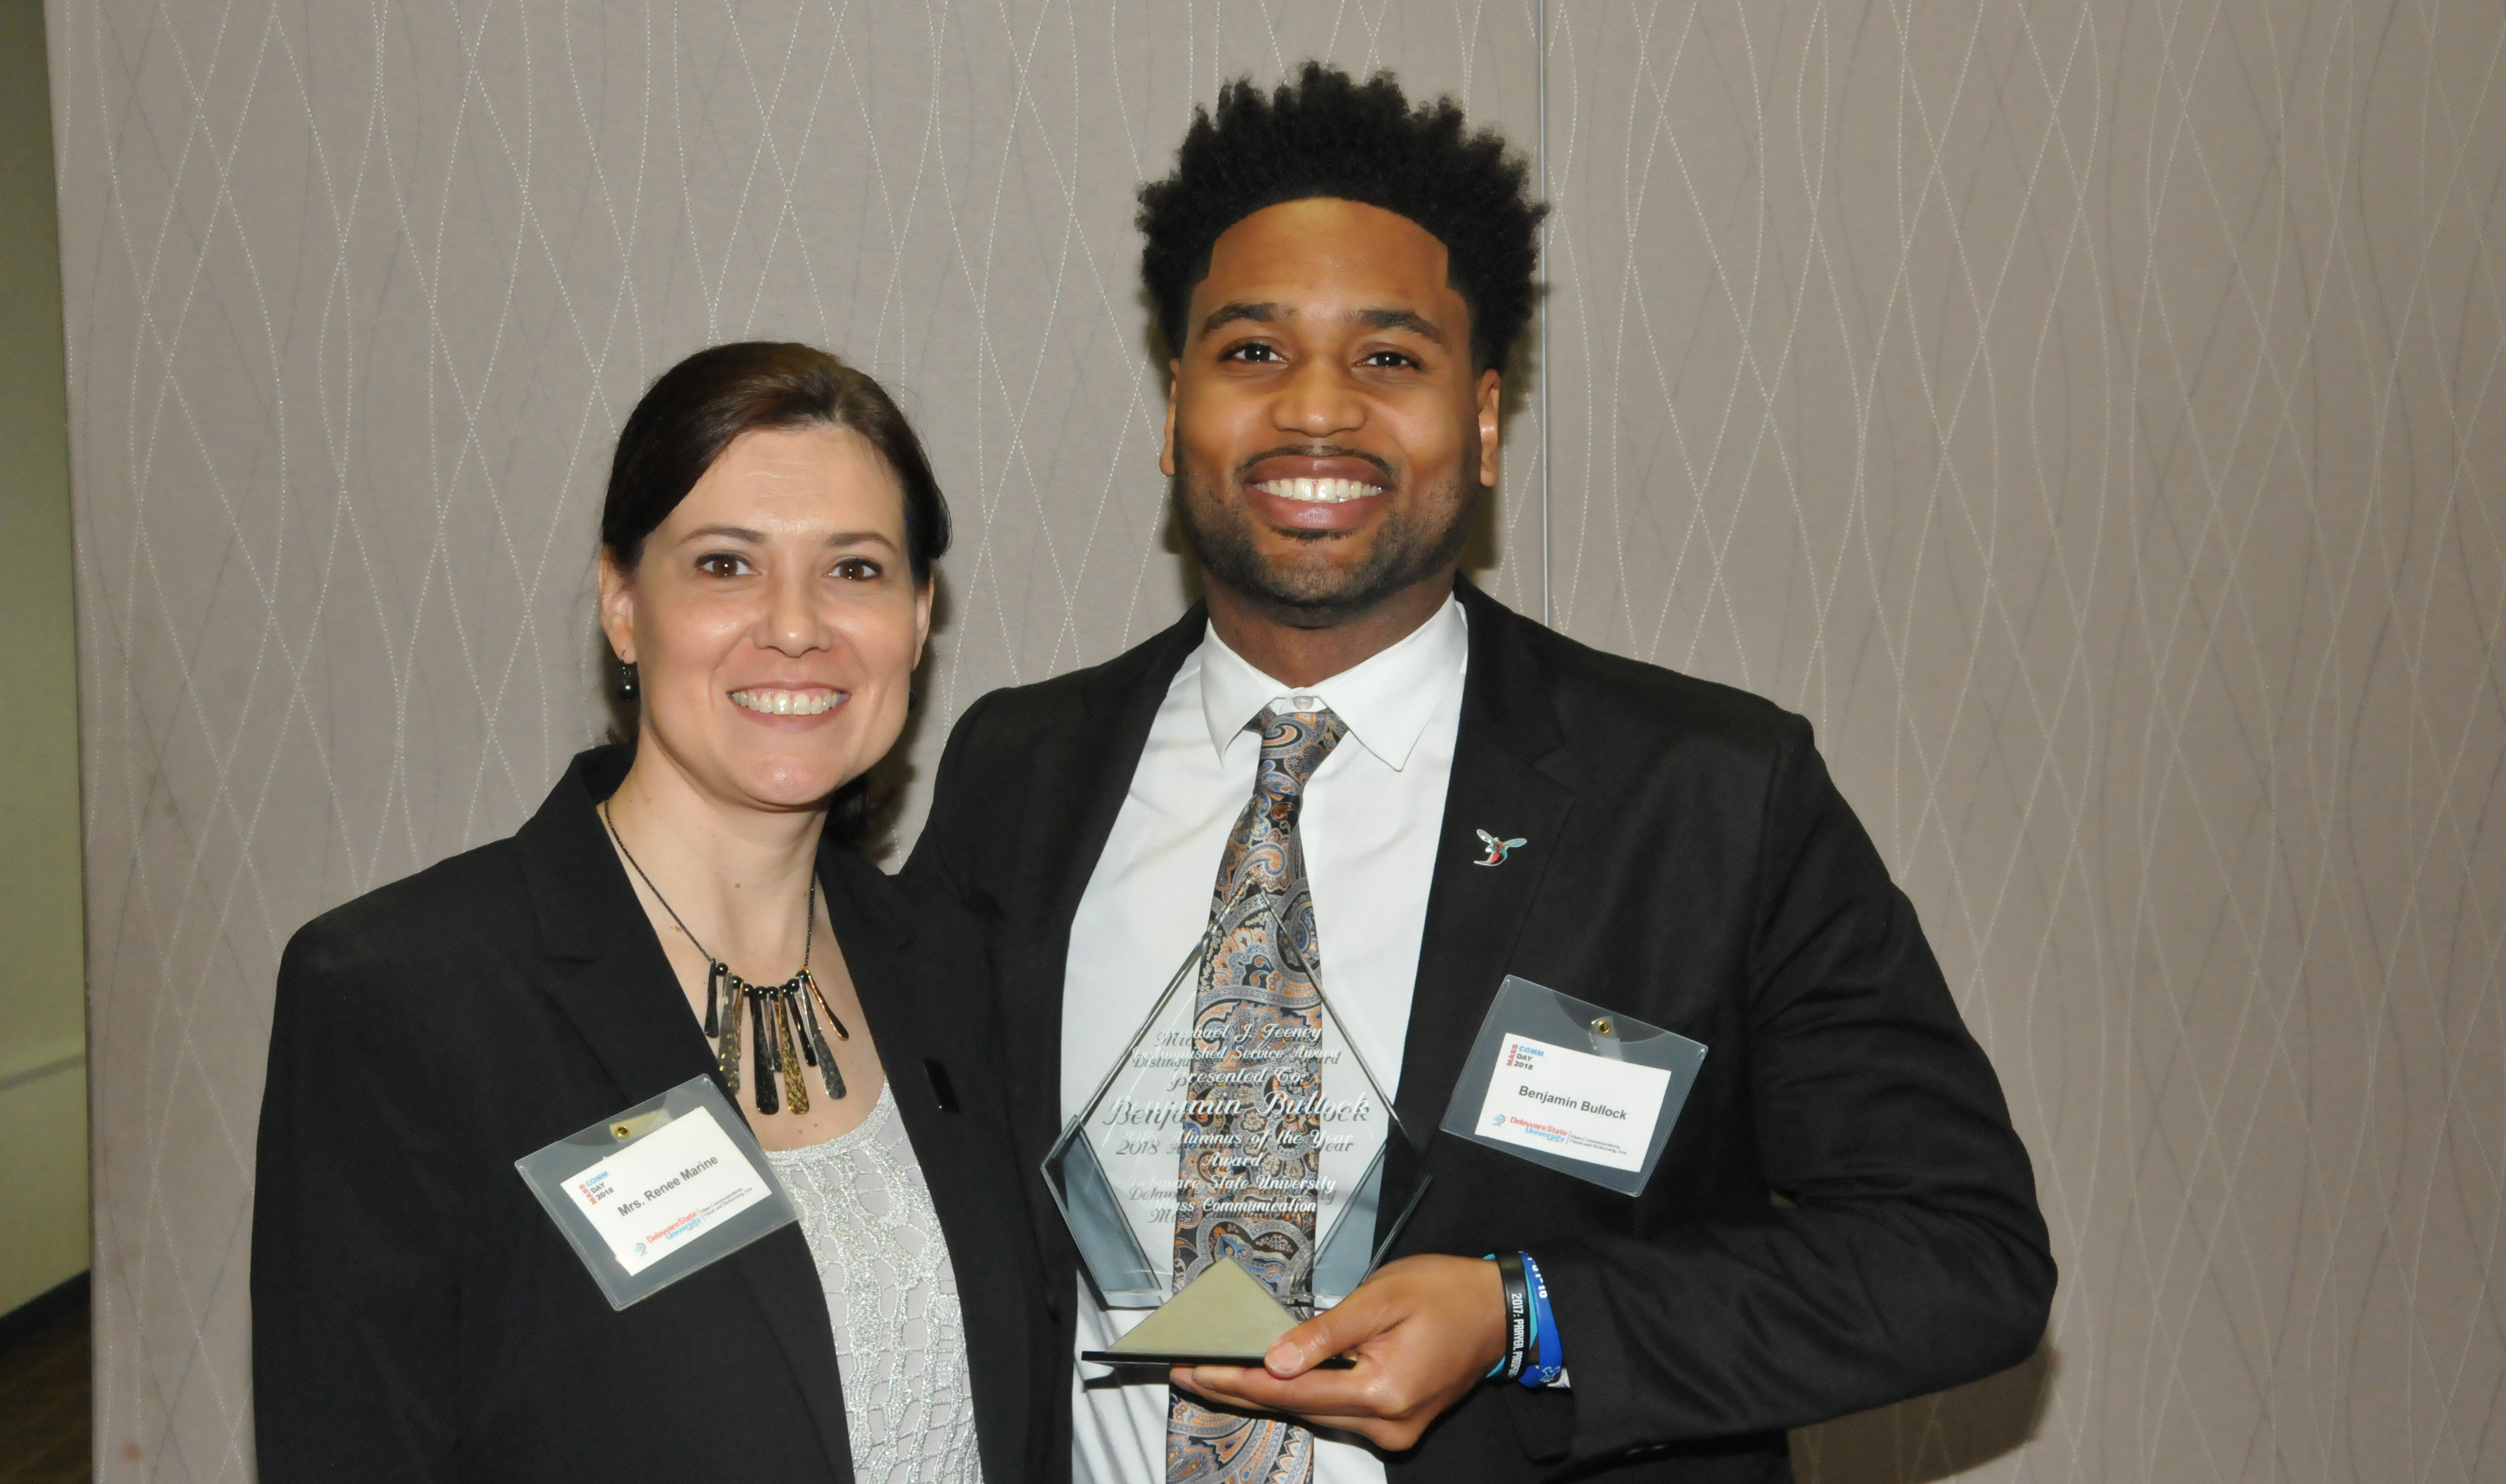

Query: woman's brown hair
600 342 949 846
602 341 950 575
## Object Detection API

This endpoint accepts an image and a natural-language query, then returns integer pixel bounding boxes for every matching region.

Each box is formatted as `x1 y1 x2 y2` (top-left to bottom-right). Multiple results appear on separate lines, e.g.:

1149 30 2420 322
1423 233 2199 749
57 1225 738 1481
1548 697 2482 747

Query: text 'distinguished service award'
1043 923 1429 1367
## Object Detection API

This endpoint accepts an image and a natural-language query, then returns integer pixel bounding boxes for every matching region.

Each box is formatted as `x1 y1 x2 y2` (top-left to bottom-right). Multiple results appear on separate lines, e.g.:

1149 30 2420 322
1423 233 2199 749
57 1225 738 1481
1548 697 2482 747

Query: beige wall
0 0 88 1320
46 2 2505 1480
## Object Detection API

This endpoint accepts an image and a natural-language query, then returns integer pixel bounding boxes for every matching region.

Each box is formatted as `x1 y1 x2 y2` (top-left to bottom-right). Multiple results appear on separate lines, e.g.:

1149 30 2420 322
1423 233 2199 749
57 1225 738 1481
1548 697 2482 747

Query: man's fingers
1178 1362 1306 1409
1171 1368 1424 1452
1168 1257 1497 1452
1181 1361 1405 1416
1264 1297 1378 1376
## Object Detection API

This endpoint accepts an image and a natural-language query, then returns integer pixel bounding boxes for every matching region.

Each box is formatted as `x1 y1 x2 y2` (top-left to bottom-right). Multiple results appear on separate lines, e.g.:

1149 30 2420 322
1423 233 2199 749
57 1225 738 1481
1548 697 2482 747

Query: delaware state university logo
1474 830 1528 867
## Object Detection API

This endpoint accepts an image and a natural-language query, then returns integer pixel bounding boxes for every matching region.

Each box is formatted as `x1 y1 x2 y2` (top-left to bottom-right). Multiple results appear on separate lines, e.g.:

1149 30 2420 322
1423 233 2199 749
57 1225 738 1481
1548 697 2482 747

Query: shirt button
1290 694 1322 710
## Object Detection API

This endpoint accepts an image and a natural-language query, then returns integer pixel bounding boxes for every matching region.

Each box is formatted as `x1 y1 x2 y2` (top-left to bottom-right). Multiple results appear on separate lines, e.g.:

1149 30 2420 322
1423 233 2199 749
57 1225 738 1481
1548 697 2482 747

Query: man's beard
1171 466 1474 628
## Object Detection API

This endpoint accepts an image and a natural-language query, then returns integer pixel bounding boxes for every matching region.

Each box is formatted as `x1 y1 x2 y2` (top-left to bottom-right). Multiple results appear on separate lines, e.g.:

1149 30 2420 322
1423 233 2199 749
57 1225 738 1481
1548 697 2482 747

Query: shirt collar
1196 597 1469 772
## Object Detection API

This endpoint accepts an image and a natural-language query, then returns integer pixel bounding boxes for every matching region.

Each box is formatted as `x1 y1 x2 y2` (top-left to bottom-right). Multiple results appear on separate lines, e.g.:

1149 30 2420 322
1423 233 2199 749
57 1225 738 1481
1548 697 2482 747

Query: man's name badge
515 1073 798 1309
1438 976 1707 1196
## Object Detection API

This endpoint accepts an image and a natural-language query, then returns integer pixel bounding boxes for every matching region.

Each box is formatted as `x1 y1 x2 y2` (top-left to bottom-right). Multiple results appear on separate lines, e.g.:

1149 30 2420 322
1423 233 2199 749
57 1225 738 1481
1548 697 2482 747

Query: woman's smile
729 686 847 717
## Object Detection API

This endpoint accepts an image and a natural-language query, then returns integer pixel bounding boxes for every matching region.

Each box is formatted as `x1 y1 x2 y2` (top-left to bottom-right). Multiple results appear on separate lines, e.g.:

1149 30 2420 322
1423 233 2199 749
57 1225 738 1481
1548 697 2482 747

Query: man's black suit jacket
252 746 1054 1483
908 581 2056 1483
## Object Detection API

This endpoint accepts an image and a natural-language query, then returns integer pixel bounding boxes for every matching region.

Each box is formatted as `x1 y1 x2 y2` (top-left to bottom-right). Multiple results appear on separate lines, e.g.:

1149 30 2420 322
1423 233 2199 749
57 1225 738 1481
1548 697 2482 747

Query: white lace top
766 1082 984 1483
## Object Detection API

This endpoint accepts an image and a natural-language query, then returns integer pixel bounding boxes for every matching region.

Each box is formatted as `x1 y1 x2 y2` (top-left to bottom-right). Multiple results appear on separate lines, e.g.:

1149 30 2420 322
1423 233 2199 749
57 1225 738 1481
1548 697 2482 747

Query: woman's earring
618 660 639 698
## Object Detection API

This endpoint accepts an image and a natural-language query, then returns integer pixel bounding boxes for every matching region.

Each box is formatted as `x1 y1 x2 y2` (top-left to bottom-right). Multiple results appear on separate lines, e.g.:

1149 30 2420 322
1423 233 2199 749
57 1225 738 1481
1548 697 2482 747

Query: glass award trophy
1044 927 1430 1367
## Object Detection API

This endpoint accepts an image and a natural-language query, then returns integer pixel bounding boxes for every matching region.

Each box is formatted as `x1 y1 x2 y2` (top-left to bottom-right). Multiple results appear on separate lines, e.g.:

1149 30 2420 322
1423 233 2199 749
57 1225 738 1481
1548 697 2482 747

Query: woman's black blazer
252 746 1053 1483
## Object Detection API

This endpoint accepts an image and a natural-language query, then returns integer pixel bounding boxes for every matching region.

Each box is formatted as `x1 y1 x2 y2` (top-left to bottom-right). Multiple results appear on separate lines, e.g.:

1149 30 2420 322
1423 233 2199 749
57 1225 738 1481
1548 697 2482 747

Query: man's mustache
1230 446 1397 484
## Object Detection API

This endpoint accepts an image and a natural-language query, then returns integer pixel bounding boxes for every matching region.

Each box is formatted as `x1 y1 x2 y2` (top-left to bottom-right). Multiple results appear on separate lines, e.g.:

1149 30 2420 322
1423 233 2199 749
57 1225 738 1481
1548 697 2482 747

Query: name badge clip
1437 976 1707 1196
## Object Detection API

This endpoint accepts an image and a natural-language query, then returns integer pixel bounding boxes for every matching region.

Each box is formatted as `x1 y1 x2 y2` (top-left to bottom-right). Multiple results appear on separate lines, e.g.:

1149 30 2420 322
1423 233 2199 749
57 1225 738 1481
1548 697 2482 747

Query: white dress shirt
1061 598 1469 1484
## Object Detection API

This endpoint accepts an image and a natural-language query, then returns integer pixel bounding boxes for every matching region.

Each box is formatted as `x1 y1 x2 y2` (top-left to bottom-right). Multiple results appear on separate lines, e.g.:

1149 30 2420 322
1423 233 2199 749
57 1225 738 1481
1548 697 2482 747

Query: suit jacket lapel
722 1241 857 1479
811 850 930 1173
1393 585 1575 1142
515 748 856 1480
516 747 722 1107
997 608 1207 1168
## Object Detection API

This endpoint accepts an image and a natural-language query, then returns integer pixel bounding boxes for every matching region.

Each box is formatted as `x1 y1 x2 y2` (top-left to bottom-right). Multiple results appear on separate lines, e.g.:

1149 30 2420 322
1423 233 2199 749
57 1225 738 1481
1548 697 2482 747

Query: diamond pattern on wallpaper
1541 4 2505 1482
45 2 2505 1482
44 4 1538 1479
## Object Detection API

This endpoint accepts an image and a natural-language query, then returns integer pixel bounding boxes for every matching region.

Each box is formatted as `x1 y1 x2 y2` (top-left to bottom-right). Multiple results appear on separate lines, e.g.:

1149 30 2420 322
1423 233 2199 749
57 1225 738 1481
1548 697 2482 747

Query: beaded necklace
602 800 851 1114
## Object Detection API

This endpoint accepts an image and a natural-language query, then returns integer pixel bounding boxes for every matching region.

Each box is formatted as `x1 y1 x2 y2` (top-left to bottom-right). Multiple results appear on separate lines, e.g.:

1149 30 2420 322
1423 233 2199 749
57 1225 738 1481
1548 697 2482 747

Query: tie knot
1252 705 1347 798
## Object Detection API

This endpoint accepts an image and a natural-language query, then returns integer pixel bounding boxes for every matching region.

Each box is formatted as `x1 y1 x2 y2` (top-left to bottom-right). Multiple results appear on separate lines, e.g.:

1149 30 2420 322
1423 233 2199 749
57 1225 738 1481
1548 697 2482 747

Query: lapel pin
1474 829 1528 867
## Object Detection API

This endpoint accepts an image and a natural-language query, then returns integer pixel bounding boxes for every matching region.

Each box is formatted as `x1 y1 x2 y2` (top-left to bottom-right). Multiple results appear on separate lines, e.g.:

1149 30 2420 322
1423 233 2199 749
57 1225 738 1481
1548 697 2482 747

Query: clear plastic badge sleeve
514 1073 799 1310
1437 976 1708 1197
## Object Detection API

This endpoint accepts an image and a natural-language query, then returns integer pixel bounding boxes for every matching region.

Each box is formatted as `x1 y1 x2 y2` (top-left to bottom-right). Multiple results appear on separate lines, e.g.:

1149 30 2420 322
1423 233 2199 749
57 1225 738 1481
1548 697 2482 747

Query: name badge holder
1438 976 1708 1197
516 1072 799 1310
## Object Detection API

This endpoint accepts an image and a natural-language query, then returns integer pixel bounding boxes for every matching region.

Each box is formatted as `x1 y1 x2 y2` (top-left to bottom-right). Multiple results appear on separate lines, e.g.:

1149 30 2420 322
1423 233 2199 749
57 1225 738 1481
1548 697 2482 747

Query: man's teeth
1254 477 1382 504
729 689 843 716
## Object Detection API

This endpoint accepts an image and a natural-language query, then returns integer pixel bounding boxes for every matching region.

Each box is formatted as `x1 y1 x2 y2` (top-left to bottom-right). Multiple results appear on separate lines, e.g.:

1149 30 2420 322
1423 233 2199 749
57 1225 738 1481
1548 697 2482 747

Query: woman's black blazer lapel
510 748 856 1480
819 842 1049 1484
511 753 717 1100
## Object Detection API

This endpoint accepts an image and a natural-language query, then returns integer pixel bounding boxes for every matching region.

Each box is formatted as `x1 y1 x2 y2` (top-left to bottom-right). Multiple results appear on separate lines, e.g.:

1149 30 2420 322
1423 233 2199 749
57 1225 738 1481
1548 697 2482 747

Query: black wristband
1493 1251 1530 1382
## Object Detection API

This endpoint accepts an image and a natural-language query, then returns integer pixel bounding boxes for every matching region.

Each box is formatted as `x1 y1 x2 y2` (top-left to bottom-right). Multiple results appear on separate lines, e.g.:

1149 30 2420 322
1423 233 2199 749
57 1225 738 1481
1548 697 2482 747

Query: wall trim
0 1043 84 1097
0 1270 87 1358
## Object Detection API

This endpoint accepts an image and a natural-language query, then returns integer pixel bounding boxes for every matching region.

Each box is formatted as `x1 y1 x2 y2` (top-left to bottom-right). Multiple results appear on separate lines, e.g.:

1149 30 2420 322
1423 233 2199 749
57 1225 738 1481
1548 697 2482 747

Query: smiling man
909 65 2054 1484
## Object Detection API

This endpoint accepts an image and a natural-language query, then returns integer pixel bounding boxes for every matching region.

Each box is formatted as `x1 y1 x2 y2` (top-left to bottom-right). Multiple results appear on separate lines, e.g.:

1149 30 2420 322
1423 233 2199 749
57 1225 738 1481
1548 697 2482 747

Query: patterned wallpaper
46 2 2503 1480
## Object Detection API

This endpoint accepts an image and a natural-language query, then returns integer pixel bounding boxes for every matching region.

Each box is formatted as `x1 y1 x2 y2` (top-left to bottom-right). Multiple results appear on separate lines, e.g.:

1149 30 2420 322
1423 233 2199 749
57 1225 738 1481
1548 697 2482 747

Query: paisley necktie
1167 704 1347 1484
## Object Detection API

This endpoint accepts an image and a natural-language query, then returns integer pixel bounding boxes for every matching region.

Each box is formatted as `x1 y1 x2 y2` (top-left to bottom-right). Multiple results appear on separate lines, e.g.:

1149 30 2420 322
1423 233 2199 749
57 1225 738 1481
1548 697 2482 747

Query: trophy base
1083 1256 1355 1370
1081 1350 1357 1370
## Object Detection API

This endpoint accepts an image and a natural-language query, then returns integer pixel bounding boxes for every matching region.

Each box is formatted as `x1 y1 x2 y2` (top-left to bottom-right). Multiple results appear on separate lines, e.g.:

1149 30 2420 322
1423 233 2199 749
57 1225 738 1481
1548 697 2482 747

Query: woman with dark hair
251 343 1049 1483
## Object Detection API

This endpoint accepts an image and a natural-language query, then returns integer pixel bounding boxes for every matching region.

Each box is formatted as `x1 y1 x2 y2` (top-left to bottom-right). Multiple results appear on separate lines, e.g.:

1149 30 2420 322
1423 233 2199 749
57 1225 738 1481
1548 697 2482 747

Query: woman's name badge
561 1104 770 1275
1439 977 1708 1197
516 1073 799 1309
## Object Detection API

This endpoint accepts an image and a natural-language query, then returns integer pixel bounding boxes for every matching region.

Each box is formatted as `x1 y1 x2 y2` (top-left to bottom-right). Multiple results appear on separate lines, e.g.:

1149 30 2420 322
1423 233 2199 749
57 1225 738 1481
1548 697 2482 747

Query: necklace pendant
795 982 844 1099
716 977 743 1094
703 961 725 1038
750 987 779 1117
787 980 818 1067
775 991 809 1115
807 971 852 1042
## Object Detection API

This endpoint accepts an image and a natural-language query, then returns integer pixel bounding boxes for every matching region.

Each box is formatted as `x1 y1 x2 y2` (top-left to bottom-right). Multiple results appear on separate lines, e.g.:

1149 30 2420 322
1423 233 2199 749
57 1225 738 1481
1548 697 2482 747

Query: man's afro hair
1138 63 1546 372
